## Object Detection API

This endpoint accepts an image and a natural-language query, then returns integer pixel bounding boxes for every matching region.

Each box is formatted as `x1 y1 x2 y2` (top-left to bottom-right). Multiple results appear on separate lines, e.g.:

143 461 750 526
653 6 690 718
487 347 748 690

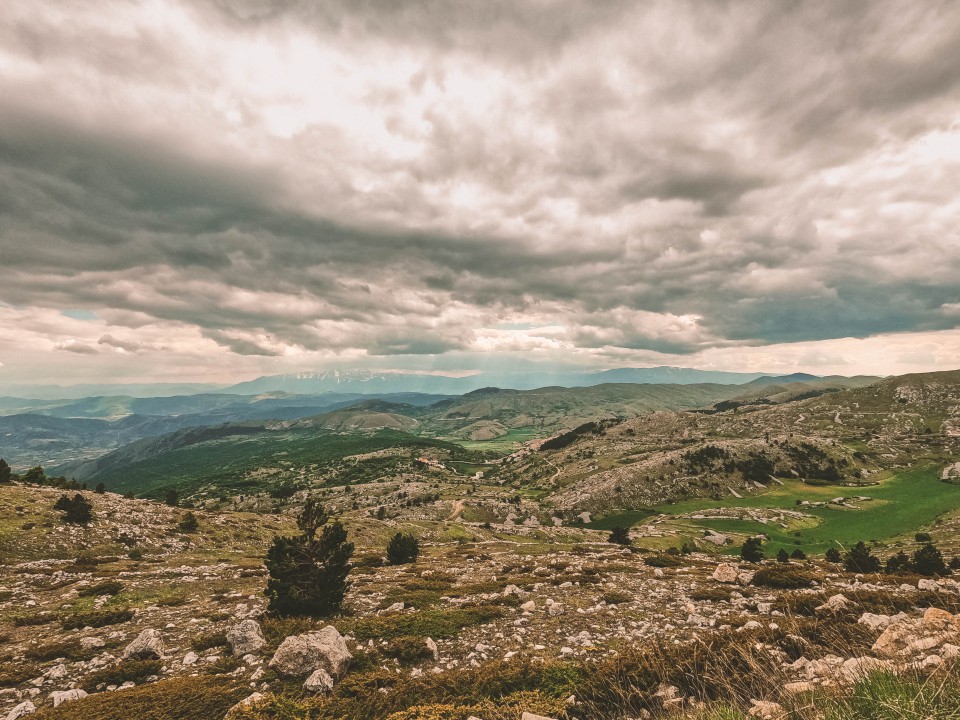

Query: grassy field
657 464 960 557
452 427 541 452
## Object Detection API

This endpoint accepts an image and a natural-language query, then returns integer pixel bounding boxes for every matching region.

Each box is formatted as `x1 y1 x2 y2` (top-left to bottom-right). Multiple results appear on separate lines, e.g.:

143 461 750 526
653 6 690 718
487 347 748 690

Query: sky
1 0 960 388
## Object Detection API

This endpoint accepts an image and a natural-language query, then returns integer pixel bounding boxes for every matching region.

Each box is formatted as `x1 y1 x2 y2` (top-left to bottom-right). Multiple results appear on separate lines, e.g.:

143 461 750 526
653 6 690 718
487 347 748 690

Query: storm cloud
1 0 959 385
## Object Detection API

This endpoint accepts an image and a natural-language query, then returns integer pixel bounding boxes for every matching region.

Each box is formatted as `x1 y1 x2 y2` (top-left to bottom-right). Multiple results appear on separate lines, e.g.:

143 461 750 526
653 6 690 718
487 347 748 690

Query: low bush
32 675 245 720
81 658 163 692
62 606 134 629
77 580 124 597
751 565 817 589
382 635 435 664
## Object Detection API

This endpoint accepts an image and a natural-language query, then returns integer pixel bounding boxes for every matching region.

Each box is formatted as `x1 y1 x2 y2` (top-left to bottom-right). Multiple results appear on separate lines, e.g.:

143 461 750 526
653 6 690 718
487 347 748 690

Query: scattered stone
123 629 164 660
269 627 352 678
712 563 739 584
303 668 335 694
5 701 35 720
226 619 266 656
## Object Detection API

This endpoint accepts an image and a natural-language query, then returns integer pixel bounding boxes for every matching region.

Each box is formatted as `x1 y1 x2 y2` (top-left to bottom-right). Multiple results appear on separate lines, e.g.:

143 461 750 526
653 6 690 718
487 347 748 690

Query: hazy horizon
2 2 960 387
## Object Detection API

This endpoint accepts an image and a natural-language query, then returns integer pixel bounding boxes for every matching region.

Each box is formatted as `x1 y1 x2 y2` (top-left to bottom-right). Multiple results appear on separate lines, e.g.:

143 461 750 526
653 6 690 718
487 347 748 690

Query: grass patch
62 606 134 629
78 580 124 597
32 675 245 720
81 658 163 692
346 605 505 641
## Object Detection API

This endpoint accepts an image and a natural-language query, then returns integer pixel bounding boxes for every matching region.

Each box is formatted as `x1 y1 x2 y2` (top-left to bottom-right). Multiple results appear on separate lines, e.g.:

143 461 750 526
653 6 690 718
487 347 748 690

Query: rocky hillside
4 483 960 720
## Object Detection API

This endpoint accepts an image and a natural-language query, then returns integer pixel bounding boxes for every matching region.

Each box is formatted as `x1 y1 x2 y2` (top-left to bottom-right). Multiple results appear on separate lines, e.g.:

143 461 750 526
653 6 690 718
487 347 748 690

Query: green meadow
648 464 960 557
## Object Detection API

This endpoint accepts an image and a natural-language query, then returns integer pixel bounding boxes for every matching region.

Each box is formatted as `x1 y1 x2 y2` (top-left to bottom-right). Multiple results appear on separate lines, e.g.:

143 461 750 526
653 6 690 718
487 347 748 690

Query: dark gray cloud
0 0 959 381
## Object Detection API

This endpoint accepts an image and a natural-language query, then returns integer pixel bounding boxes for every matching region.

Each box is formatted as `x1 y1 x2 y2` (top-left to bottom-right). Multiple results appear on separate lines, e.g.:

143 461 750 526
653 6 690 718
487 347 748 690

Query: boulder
425 637 439 661
548 602 565 617
226 619 266 656
123 629 164 659
225 692 265 718
303 668 334 694
712 563 739 583
268 626 351 678
5 701 35 720
815 594 852 614
748 699 785 719
50 689 88 707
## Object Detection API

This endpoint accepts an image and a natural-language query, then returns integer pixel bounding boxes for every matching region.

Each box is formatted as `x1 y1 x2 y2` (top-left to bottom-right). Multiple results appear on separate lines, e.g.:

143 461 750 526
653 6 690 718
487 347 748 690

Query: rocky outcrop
50 689 87 707
4 701 35 720
268 627 351 678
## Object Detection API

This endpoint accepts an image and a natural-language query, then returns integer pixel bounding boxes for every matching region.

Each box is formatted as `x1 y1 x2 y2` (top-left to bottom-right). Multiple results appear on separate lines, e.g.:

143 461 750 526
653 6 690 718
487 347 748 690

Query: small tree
911 543 949 576
0 458 11 483
94 482 106 494
776 548 790 563
386 532 420 565
741 537 763 563
608 526 632 546
178 512 199 533
825 547 842 563
265 498 353 617
54 493 93 525
844 541 880 573
790 549 807 560
375 506 387 520
164 489 180 507
885 551 911 575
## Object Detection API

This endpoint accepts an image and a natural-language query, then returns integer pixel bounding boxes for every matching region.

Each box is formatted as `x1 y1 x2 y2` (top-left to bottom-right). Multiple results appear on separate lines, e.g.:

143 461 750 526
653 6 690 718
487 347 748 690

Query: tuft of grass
191 630 230 652
751 565 817 589
382 636 434 664
346 605 504 642
81 659 163 692
824 667 960 720
25 639 99 663
78 580 124 597
62 606 134 629
31 675 245 720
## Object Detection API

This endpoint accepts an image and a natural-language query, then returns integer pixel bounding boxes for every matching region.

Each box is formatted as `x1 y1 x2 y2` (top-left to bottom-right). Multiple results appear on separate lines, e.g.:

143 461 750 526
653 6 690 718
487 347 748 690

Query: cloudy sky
1 0 959 388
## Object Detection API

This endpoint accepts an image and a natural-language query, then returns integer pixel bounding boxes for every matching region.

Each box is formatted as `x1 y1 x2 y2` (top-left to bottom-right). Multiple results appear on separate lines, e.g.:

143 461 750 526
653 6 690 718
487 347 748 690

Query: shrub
825 547 842 563
382 635 435 664
602 590 633 605
78 580 124 597
191 631 229 652
94 482 106 494
885 551 911 575
62 606 134 629
54 493 93 524
128 549 144 561
751 566 816 589
790 549 807 560
178 512 199 533
607 526 632 546
643 554 683 568
915 532 932 543
81 658 162 692
911 543 949 576
844 542 881 573
164 489 179 507
777 548 790 563
26 639 99 663
265 498 354 617
0 458 11 483
741 537 764 563
386 533 420 565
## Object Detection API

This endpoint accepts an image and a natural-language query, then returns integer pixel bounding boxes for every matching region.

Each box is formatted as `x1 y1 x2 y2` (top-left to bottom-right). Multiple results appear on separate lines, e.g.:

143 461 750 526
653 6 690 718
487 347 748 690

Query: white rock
520 600 536 612
712 563 739 583
303 668 334 694
5 701 36 720
225 692 264 717
182 651 199 666
50 689 88 707
226 619 266 656
269 626 352 678
425 637 439 661
123 629 164 659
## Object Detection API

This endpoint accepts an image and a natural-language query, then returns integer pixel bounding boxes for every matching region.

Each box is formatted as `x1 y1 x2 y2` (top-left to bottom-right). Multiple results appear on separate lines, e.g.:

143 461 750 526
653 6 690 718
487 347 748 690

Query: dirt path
446 499 465 521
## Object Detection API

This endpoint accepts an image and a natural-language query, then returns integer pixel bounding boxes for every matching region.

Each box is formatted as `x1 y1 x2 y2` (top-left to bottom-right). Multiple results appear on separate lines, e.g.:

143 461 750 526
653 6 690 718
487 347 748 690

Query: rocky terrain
3 371 960 718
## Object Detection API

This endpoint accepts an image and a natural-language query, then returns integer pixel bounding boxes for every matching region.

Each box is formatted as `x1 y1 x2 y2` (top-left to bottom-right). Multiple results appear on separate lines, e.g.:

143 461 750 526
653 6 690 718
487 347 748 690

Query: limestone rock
123 629 164 660
815 594 852 614
50 689 88 707
5 701 35 720
303 668 334 694
268 626 351 678
712 563 739 584
749 699 785 719
226 619 266 656
225 692 265 718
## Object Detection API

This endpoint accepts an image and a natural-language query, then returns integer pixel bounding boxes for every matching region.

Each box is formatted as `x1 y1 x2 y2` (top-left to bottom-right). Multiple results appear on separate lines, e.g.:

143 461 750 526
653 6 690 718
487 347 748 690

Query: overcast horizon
2 1 960 389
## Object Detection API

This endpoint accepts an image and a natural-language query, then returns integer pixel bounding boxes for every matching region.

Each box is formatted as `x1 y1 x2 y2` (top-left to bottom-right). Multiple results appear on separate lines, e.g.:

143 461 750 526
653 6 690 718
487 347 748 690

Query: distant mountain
0 382 226 400
223 366 826 395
